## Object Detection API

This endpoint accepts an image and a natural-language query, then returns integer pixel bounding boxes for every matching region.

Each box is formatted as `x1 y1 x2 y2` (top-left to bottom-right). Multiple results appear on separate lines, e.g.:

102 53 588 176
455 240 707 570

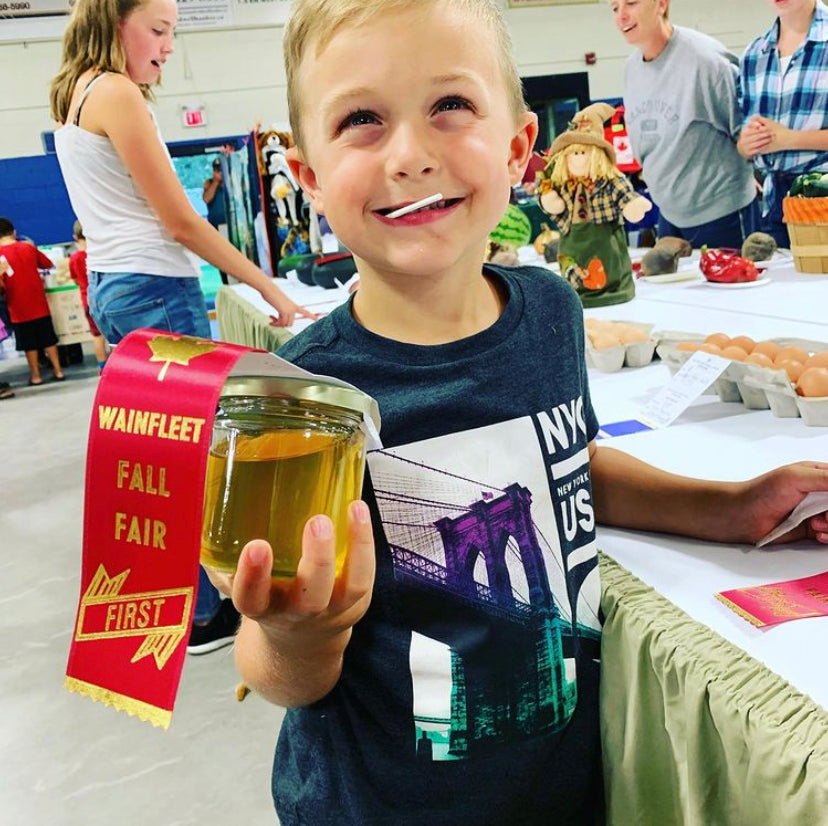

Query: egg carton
585 321 657 373
656 335 828 425
740 366 828 426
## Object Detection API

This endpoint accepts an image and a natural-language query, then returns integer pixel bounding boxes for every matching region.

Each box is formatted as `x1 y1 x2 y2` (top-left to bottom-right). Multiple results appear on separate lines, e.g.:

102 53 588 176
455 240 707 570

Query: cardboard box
46 285 92 345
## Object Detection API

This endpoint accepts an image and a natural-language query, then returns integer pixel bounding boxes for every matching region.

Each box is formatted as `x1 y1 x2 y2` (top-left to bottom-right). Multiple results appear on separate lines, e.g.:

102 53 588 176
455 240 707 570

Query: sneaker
186 599 240 655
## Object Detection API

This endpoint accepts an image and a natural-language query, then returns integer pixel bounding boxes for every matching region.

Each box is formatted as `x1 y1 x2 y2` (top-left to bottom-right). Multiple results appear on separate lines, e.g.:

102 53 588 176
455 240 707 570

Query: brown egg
776 359 805 382
752 340 780 361
590 333 622 351
704 333 730 348
721 346 748 361
745 352 774 368
677 341 700 352
700 343 722 354
796 367 828 397
804 351 828 370
619 327 650 344
776 346 809 365
729 336 756 354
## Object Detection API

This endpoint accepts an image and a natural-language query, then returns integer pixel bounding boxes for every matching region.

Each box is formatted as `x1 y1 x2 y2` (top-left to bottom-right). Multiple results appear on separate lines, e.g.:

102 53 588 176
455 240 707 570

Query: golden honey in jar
200 378 373 579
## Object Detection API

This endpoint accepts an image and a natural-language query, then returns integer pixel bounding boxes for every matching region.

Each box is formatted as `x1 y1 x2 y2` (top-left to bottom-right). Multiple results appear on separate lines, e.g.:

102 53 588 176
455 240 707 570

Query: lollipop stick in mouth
385 193 444 219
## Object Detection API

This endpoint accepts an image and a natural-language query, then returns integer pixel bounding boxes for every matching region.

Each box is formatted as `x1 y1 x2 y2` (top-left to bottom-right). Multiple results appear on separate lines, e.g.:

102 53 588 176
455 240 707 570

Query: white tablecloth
583 262 828 710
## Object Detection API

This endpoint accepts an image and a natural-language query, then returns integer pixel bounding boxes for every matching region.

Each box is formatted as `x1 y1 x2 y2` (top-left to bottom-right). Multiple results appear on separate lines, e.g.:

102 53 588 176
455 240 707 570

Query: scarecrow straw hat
548 102 616 164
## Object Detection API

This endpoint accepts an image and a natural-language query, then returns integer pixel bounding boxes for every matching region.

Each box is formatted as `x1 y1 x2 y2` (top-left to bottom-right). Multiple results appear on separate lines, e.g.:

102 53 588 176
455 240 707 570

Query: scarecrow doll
538 103 651 307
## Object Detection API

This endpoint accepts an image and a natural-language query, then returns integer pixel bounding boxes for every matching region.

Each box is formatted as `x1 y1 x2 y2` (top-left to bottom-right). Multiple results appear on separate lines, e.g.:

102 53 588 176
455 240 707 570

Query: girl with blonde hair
50 0 311 339
50 0 314 652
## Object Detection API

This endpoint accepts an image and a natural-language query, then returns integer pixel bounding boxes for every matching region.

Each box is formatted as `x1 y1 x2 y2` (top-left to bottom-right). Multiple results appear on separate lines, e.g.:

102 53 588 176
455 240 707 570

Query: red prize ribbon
65 329 256 728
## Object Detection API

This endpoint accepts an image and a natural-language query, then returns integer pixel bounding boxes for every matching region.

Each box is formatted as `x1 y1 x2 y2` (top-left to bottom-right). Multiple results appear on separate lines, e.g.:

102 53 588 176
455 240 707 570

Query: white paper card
321 233 340 254
756 491 828 548
639 352 730 429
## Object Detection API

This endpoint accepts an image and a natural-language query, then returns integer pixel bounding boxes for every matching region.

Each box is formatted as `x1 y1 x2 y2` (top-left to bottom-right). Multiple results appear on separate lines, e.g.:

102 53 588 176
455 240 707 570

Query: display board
0 0 291 40
0 0 71 18
508 0 598 6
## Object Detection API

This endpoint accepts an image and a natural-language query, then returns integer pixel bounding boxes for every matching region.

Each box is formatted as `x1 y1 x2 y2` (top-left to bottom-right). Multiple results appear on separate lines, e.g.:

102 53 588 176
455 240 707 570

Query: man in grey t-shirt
610 0 757 249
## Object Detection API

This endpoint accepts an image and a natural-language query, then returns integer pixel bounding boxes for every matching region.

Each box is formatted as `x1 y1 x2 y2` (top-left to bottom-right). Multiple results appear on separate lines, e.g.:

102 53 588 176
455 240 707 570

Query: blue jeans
88 271 221 623
657 199 759 250
760 171 800 249
87 272 211 344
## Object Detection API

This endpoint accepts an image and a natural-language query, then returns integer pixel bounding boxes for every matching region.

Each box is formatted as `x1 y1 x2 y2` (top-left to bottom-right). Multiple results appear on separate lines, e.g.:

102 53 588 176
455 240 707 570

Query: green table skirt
215 285 294 352
600 553 828 825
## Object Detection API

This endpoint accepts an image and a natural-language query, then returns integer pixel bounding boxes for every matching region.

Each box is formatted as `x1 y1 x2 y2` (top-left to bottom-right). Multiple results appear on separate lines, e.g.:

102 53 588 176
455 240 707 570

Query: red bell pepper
699 248 759 283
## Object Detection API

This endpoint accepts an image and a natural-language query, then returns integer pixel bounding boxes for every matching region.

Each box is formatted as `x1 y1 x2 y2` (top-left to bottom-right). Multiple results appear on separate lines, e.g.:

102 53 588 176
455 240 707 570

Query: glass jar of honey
200 376 374 579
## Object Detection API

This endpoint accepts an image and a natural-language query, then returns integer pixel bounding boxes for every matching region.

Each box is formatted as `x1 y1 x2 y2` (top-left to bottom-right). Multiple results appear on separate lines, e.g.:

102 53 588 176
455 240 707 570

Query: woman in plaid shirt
738 0 828 247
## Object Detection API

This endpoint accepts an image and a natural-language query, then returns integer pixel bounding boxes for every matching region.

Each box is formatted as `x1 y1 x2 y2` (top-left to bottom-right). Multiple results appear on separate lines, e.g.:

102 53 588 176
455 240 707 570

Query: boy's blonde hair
283 0 527 150
543 143 621 188
49 0 153 124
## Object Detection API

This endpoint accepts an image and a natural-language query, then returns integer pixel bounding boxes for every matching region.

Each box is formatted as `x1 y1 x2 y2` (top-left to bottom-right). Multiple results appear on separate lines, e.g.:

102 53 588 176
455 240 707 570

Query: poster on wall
0 0 71 18
176 0 233 30
0 0 70 40
508 0 598 6
0 0 290 40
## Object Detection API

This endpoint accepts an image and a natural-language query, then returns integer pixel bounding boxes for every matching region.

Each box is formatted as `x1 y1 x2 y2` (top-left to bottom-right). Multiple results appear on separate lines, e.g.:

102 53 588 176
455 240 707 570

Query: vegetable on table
699 247 760 283
789 172 828 198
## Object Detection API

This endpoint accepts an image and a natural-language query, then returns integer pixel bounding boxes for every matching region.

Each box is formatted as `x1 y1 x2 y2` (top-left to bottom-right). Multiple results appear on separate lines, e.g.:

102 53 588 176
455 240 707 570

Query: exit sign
181 105 207 128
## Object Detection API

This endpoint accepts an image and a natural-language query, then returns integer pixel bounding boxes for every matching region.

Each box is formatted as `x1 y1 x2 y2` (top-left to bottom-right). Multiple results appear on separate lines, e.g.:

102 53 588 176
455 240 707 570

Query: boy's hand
735 462 828 545
207 501 375 651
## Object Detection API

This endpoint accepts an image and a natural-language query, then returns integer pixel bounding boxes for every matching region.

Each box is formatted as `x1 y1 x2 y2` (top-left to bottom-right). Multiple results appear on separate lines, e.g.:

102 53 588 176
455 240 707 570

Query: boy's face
610 0 665 47
288 2 537 282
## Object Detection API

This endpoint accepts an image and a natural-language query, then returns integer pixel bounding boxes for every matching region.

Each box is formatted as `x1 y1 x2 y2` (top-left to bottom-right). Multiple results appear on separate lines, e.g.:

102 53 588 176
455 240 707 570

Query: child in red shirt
0 217 64 385
69 221 108 372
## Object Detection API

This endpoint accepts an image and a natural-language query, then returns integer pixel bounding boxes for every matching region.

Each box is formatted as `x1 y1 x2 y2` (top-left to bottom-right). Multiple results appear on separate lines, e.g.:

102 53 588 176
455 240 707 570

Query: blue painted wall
0 133 246 247
0 154 76 246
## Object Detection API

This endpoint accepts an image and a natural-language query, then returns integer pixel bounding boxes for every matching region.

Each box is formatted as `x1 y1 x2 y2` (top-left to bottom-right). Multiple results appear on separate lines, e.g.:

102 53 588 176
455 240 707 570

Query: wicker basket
783 196 828 273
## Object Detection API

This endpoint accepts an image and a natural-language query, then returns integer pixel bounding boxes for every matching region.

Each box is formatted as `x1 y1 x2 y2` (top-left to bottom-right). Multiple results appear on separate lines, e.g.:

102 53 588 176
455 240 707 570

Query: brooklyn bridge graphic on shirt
367 404 602 762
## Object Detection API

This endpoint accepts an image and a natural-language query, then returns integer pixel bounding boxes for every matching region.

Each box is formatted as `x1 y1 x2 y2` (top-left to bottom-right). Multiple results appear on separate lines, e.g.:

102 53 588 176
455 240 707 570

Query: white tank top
54 74 202 278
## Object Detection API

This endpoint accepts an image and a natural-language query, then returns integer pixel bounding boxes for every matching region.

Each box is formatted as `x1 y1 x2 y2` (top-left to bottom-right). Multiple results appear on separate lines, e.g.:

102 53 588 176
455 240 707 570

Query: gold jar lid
220 375 380 433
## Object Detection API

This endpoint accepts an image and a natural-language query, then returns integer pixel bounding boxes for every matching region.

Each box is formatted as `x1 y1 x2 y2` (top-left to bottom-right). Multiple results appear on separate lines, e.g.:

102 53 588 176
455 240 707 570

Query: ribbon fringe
65 676 172 730
714 593 764 628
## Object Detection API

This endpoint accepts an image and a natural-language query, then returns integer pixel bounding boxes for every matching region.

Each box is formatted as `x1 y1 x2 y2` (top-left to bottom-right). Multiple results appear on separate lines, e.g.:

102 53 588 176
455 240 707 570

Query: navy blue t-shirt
274 265 603 826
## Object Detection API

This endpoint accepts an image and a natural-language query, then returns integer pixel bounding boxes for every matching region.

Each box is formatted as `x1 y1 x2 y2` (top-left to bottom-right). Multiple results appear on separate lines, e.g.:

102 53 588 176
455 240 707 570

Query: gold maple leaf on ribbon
147 335 217 381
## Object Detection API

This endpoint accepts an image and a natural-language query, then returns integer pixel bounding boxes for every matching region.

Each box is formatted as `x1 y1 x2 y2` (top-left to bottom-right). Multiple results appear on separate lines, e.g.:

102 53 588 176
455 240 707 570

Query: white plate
640 271 702 284
701 275 772 289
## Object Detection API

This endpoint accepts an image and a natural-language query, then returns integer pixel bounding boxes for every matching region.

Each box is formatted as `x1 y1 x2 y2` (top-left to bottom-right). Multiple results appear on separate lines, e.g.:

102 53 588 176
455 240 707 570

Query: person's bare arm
202 177 220 206
92 77 312 325
737 118 773 159
590 442 828 545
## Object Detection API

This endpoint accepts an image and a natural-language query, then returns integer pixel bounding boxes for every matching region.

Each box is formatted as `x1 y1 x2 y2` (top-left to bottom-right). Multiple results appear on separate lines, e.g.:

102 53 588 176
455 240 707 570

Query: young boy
738 0 828 247
210 2 828 823
0 217 65 386
68 221 108 372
